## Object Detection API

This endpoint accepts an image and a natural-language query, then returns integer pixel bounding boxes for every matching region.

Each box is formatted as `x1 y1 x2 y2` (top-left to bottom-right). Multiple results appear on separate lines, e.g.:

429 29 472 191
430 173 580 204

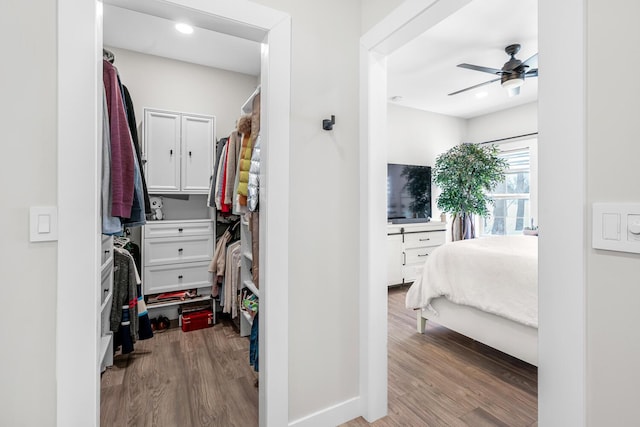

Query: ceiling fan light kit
449 43 538 97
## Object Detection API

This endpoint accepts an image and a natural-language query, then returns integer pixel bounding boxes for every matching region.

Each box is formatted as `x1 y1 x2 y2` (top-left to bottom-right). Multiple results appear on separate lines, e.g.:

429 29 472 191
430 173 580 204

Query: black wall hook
322 115 335 131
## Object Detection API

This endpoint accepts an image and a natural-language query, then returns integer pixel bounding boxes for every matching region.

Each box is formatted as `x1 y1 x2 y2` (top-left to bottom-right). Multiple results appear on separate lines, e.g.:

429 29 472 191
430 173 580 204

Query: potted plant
433 143 508 240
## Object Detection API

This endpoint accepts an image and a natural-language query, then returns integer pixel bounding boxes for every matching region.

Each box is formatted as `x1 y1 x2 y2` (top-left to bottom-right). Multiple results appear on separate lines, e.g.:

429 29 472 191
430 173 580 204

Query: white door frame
57 1 291 426
359 0 586 423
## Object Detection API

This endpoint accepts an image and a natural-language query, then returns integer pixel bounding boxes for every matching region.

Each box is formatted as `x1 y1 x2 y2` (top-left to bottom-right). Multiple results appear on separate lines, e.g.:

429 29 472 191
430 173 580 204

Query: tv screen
387 163 432 223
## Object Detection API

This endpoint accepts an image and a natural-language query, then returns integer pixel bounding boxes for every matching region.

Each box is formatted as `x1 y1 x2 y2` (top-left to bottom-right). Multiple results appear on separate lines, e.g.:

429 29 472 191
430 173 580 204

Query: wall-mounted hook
322 115 335 131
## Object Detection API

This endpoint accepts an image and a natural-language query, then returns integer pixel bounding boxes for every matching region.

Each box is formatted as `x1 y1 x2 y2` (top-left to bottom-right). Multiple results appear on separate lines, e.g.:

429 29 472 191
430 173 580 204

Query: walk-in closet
98 4 263 424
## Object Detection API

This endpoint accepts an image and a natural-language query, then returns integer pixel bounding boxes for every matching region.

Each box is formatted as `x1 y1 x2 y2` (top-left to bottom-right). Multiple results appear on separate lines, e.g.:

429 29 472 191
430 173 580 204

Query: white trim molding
360 0 587 424
288 397 361 427
57 1 291 426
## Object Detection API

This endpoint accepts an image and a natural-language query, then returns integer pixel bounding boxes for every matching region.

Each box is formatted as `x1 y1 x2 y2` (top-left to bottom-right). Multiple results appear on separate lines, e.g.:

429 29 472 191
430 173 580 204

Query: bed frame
417 297 538 366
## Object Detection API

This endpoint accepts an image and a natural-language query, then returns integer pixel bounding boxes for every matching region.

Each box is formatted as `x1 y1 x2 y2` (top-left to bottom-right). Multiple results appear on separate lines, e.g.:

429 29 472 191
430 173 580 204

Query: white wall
361 0 404 34
0 1 57 425
387 103 466 220
107 47 259 139
586 1 640 424
465 101 537 143
249 0 362 422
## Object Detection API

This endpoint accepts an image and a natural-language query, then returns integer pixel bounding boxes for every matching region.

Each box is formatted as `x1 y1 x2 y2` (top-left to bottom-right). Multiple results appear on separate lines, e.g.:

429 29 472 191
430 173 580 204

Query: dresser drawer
144 220 213 239
144 235 213 266
100 261 113 306
403 230 445 249
101 235 114 268
143 261 210 295
404 245 439 265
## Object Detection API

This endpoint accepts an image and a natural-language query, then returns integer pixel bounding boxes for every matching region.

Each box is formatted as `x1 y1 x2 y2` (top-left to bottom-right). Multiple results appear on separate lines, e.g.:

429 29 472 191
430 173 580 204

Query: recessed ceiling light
175 23 194 35
475 91 488 99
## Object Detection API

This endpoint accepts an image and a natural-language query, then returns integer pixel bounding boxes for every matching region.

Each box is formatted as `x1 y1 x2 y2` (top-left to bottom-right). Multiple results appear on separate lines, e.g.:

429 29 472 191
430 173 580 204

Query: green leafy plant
434 143 507 240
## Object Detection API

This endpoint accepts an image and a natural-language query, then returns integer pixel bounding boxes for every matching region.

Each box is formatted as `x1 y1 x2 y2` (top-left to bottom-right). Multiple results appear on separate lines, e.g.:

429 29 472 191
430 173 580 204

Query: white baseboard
289 396 361 427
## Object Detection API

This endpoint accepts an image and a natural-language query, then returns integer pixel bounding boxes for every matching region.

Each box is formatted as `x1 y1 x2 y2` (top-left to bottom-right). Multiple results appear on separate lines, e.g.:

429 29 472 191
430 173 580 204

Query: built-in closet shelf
243 279 259 296
100 292 113 315
146 295 211 310
241 310 254 326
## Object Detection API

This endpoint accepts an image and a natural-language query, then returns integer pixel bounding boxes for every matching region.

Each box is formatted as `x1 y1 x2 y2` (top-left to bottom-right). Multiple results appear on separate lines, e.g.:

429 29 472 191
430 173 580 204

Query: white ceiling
387 0 538 119
103 1 536 119
103 4 261 76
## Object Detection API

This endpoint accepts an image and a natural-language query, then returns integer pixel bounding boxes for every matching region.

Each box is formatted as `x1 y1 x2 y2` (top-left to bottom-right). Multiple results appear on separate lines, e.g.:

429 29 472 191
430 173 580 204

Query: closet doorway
57 1 291 426
359 0 586 423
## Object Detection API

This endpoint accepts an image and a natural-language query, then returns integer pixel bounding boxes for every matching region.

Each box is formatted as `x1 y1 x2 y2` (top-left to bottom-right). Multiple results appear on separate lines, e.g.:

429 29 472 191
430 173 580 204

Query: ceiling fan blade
507 86 521 97
448 77 502 96
525 69 538 77
457 63 504 75
521 52 538 68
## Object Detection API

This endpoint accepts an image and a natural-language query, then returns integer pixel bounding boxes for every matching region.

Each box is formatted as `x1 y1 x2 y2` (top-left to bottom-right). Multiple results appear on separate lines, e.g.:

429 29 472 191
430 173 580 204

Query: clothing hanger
103 48 115 64
113 235 130 248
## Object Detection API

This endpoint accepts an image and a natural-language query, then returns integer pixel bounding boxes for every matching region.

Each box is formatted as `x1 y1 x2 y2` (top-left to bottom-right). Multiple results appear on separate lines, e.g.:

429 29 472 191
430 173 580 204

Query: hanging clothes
103 60 135 219
122 84 151 215
236 115 253 207
101 87 122 235
111 247 140 352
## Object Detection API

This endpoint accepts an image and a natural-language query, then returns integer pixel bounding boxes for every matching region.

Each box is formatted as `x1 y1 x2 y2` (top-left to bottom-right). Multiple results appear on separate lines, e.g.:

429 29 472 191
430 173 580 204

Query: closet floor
342 286 538 427
100 315 258 427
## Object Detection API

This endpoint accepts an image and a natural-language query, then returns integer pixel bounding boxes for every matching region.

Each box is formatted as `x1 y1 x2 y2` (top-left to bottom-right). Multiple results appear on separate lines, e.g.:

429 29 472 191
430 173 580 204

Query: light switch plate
30 206 58 242
593 203 640 253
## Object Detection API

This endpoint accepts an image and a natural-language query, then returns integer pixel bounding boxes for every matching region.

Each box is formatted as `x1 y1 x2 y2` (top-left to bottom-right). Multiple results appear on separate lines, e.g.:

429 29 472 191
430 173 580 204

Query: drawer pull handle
104 250 110 255
189 151 192 157
419 238 431 241
170 149 173 156
178 248 183 252
418 253 429 257
178 275 183 279
104 289 109 294
178 228 184 232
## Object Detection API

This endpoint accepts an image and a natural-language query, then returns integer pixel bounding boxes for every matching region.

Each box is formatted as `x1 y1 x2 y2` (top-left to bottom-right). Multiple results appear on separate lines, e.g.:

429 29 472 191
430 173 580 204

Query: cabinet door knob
104 250 110 255
189 151 192 157
178 275 183 279
178 228 183 232
170 149 173 155
178 248 183 252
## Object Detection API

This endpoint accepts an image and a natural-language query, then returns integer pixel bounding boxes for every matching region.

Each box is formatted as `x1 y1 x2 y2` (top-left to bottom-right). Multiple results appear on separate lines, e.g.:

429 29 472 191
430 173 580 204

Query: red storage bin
181 309 214 332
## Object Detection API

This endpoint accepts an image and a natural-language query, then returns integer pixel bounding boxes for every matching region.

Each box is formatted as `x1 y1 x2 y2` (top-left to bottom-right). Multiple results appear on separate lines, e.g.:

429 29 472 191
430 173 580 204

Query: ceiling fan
448 44 538 97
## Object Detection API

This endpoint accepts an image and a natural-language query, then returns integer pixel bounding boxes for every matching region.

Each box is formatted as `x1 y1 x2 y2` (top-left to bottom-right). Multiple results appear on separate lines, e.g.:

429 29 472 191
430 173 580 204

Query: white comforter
405 236 538 328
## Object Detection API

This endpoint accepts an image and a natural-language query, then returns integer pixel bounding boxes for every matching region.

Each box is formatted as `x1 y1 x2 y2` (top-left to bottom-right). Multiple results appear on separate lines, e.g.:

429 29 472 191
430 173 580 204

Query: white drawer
100 261 113 306
144 235 213 266
144 220 213 239
404 245 439 265
143 261 210 295
101 235 114 268
101 293 113 336
404 230 445 249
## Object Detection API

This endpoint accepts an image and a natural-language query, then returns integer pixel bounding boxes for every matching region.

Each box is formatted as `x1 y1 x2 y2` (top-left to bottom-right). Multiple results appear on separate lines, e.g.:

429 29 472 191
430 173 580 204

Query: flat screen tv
387 163 432 224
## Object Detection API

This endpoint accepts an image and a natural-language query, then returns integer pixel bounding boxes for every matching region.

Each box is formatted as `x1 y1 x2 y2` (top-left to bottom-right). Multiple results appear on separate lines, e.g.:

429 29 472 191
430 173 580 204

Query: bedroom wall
387 103 466 221
106 46 259 141
0 1 58 425
586 1 640 424
465 101 538 143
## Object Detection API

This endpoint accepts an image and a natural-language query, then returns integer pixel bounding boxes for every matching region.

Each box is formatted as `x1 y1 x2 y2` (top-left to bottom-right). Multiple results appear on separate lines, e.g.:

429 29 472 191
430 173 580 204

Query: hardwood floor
100 315 258 427
101 286 537 426
342 286 538 427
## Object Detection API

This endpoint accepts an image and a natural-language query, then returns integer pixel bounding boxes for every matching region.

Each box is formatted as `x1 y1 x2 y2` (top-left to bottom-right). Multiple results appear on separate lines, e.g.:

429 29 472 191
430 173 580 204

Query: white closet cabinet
142 219 214 296
144 108 215 194
99 234 114 372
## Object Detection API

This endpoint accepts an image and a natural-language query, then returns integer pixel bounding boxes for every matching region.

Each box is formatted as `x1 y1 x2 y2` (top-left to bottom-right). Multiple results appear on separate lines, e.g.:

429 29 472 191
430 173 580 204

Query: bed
405 235 538 366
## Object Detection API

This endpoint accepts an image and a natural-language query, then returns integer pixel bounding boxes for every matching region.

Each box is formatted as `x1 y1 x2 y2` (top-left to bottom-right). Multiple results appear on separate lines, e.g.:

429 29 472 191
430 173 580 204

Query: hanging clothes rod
476 132 538 146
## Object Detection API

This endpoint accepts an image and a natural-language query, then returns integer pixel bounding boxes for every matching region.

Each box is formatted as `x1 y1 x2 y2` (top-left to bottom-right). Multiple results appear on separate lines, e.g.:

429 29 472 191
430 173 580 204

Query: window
481 139 537 236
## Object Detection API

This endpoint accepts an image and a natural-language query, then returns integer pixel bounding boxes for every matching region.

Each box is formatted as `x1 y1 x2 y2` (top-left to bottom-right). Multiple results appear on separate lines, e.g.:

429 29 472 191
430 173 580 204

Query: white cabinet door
145 110 181 193
181 114 214 193
387 233 404 286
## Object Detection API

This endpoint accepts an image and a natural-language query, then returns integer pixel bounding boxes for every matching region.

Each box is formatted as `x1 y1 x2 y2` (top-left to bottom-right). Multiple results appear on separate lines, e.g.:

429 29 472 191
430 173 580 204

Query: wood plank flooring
101 286 537 426
342 286 537 427
100 315 258 427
